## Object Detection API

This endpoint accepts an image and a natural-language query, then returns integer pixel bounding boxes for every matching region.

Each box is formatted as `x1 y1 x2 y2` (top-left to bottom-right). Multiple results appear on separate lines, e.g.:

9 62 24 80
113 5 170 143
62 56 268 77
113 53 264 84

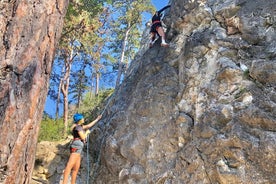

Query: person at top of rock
149 5 171 48
62 113 102 184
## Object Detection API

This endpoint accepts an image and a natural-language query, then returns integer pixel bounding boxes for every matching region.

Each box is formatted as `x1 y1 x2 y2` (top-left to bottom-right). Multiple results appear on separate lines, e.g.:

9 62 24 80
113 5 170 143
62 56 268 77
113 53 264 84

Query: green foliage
77 88 114 121
39 89 114 142
109 0 154 58
60 0 109 50
46 0 154 132
38 117 65 142
69 61 91 107
243 69 250 80
234 87 248 99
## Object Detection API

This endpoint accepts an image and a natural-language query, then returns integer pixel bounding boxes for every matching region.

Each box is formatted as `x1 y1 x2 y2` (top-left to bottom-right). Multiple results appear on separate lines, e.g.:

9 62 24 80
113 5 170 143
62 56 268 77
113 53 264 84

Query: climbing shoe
161 43 169 47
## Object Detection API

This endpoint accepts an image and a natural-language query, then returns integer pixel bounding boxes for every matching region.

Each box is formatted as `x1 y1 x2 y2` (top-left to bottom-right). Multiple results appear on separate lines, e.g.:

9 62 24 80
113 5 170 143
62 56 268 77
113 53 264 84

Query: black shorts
150 22 162 34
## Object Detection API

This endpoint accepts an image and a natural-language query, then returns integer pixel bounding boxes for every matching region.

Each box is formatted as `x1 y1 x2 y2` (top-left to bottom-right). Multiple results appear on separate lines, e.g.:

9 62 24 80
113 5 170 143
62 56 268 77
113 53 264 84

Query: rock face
91 0 275 183
0 0 68 183
32 0 275 183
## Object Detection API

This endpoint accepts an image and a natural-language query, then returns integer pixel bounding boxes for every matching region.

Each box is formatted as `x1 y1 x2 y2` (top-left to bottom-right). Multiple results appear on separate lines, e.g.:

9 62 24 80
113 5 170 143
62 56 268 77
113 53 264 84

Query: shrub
39 89 114 141
38 117 64 142
78 88 114 121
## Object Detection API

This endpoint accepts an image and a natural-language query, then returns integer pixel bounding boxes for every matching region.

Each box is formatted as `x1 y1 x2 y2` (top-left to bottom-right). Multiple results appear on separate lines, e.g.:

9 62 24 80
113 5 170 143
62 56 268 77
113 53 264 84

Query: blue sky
152 0 170 11
143 0 170 22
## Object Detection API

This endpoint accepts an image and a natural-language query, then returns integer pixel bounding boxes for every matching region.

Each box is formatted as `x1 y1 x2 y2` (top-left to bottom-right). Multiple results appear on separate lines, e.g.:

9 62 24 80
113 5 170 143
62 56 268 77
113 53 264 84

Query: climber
62 113 102 184
149 5 171 48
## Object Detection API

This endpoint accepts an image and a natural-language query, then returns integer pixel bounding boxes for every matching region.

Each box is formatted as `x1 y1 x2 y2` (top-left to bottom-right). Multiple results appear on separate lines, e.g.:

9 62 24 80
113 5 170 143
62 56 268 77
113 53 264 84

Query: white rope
100 93 113 116
86 93 114 183
86 138 89 184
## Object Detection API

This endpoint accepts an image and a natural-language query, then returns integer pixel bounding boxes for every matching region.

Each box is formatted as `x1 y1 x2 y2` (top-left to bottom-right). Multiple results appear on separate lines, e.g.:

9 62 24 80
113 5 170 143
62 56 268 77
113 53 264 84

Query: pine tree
110 0 155 88
54 0 110 135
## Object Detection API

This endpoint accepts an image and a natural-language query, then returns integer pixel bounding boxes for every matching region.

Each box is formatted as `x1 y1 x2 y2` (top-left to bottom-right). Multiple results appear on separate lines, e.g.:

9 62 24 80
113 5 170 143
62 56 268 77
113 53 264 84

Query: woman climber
150 5 171 48
62 113 102 184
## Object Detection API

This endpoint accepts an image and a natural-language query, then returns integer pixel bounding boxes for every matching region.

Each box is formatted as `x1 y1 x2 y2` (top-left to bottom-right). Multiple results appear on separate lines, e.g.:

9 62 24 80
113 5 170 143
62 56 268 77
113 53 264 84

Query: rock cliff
93 0 276 183
32 0 275 183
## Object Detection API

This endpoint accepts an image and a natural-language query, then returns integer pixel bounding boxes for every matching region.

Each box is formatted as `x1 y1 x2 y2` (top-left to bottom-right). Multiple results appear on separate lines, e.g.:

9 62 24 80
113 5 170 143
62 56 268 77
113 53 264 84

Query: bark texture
0 0 69 183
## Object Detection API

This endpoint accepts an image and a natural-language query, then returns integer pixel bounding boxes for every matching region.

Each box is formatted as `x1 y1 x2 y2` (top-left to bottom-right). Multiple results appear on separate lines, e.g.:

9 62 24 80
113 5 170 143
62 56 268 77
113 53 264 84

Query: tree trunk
56 75 63 120
96 71 100 95
90 74 95 99
61 55 72 135
95 43 104 95
63 92 69 135
115 28 130 89
0 0 69 183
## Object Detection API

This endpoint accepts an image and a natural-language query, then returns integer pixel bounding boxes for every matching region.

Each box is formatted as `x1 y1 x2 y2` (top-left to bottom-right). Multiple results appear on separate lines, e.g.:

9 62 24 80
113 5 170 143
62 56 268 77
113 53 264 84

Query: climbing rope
86 93 114 184
86 138 89 184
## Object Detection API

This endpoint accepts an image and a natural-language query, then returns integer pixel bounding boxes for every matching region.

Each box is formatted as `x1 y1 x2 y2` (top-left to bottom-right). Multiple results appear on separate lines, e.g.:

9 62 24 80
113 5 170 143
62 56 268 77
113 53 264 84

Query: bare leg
71 154 81 184
156 27 168 46
62 153 80 184
150 32 156 47
150 32 156 42
62 154 74 184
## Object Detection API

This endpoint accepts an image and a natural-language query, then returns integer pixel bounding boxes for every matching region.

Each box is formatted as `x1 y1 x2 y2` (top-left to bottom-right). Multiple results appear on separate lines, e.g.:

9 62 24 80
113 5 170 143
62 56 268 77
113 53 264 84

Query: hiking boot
161 43 169 47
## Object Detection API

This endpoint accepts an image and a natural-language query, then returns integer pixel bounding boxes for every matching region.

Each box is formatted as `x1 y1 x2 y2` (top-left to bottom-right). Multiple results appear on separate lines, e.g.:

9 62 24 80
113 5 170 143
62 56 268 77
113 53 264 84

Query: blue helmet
73 113 84 123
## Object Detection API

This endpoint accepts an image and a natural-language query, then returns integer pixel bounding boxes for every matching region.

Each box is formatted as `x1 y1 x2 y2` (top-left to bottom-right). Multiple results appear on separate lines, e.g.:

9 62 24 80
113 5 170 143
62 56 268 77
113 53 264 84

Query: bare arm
83 115 102 130
78 131 86 141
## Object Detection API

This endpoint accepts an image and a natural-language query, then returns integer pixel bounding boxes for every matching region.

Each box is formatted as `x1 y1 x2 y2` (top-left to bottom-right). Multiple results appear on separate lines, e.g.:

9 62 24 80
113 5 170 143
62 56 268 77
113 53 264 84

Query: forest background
40 0 169 140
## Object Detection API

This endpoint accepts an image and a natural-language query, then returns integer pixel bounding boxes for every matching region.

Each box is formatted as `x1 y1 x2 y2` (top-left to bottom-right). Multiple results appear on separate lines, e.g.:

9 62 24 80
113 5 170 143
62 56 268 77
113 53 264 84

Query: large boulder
92 0 276 183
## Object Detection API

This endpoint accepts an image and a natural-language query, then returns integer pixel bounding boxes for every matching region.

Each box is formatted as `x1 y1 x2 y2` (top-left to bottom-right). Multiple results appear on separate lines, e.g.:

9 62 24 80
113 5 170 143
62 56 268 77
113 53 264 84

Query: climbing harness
152 20 161 24
70 147 78 153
